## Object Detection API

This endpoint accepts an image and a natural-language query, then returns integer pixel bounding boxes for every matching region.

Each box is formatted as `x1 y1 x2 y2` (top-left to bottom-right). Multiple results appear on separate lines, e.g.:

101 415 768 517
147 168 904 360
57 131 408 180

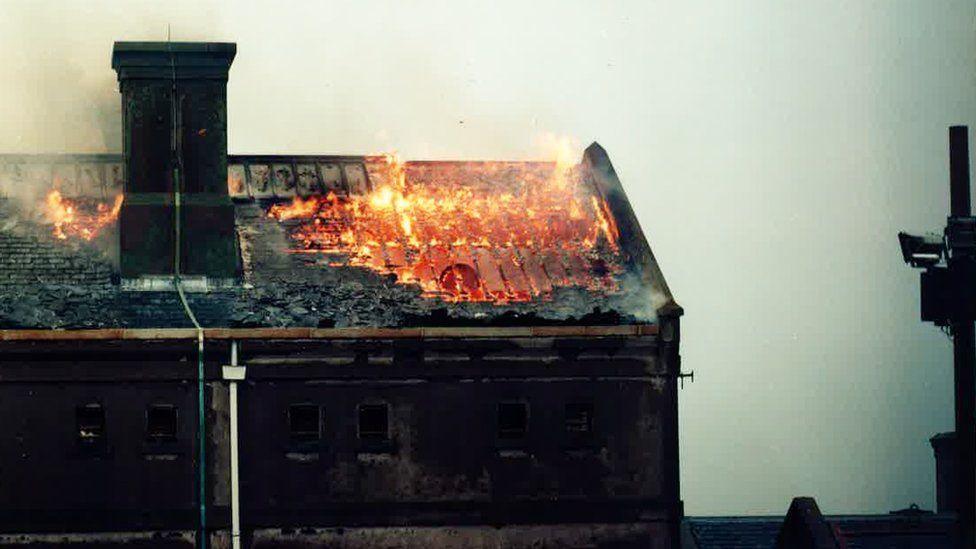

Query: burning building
0 42 683 548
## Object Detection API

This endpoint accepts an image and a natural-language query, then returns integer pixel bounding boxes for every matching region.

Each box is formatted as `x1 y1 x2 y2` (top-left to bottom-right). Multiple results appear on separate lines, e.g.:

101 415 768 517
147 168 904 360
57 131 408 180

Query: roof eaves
0 324 659 342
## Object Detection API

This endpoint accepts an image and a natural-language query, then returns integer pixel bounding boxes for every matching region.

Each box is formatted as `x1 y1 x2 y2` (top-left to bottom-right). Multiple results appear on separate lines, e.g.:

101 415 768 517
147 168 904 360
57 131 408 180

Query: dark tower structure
112 42 239 280
898 126 976 548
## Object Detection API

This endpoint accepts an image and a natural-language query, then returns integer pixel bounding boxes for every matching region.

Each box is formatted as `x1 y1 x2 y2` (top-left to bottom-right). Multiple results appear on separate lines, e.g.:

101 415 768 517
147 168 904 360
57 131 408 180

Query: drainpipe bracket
222 365 247 381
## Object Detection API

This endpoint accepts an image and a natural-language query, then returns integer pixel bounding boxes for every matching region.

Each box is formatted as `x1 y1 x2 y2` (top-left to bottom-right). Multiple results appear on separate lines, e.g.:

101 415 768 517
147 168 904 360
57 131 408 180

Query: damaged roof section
0 144 678 330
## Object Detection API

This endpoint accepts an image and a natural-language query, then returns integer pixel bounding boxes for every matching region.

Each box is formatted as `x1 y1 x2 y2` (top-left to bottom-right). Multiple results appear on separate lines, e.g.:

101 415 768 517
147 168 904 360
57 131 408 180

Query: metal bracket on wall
678 370 695 389
222 365 247 381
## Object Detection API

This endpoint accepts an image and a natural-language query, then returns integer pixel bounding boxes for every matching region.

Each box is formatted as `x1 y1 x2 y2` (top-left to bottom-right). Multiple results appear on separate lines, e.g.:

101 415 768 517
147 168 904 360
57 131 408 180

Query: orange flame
268 156 623 303
44 190 124 241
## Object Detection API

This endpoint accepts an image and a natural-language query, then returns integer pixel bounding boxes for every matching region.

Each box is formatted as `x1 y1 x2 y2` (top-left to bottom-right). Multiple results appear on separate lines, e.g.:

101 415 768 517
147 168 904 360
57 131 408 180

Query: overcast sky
1 0 974 516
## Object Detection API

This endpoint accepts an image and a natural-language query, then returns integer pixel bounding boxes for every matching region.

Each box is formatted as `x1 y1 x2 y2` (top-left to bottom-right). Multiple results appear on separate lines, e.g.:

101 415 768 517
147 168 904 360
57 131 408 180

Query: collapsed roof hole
288 403 322 443
497 401 528 439
358 403 389 441
76 403 105 442
439 263 481 296
146 404 178 441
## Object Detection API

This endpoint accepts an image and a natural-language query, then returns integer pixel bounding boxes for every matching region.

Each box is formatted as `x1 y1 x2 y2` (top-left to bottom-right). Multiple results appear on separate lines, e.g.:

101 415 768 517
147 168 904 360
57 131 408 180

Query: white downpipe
228 341 243 549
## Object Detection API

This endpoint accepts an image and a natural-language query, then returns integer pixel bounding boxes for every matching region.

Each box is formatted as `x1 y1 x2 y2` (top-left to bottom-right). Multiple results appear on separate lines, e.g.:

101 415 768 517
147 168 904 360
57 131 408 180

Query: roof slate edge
0 324 658 342
228 154 368 163
0 154 560 165
583 142 682 317
0 153 123 163
685 513 956 521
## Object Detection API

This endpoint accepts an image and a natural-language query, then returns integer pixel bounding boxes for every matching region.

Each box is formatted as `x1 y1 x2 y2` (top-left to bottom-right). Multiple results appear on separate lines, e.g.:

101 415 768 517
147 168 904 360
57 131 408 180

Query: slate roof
683 517 782 549
835 513 955 549
683 512 955 549
0 146 676 330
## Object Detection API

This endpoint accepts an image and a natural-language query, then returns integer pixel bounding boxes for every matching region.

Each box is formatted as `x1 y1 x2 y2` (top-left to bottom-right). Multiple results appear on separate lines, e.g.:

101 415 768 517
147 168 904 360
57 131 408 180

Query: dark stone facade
0 328 681 548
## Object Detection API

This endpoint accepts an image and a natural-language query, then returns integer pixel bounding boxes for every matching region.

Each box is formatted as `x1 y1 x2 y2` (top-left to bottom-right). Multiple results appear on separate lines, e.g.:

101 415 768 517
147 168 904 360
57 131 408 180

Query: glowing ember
44 190 124 241
267 155 624 303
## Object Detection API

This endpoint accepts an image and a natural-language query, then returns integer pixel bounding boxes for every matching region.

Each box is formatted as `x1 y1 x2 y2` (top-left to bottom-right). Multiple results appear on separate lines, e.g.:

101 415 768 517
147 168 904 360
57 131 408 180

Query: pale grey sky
1 0 974 516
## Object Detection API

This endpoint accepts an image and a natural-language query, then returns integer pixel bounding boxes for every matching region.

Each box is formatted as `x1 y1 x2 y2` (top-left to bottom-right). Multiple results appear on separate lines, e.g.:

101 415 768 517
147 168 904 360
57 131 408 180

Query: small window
565 403 593 433
358 403 389 441
146 405 178 441
289 404 321 443
497 402 528 439
76 403 105 442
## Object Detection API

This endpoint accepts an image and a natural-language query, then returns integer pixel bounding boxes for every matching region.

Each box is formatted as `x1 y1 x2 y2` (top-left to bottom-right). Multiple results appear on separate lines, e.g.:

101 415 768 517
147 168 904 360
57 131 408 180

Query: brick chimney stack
111 42 239 280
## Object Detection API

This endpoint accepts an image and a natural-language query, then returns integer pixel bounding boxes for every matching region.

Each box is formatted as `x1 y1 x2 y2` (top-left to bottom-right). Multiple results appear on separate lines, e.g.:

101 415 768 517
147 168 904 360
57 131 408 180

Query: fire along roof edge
583 142 682 318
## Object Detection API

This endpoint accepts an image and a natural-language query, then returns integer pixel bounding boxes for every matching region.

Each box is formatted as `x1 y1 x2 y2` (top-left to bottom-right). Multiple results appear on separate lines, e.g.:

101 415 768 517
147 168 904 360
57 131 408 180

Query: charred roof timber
111 42 240 281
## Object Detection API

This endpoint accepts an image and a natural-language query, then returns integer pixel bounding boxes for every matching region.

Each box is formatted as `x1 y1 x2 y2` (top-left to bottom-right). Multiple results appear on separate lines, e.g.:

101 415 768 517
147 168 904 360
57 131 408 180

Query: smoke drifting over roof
0 1 234 154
